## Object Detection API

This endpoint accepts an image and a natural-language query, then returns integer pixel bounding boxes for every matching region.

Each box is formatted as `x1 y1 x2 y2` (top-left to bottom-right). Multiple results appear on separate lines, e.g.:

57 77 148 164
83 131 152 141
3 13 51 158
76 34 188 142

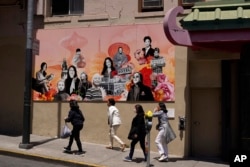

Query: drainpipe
19 0 34 149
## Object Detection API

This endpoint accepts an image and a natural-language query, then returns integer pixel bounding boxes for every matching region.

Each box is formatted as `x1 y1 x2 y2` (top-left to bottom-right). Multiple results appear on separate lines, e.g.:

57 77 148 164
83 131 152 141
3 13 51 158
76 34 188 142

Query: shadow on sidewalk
30 137 58 147
164 157 229 165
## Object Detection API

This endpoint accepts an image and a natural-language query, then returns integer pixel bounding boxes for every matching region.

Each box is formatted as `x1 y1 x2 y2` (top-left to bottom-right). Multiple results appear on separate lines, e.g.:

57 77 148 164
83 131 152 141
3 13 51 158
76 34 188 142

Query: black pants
67 124 83 152
129 134 146 159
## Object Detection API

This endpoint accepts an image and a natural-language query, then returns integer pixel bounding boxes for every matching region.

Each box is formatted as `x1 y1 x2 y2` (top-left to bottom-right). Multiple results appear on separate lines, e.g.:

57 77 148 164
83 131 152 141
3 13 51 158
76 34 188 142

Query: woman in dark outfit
64 100 85 155
124 104 147 162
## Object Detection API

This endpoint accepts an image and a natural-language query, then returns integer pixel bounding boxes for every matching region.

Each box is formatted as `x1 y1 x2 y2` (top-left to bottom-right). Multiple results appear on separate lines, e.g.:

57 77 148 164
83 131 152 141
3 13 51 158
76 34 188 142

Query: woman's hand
134 134 138 138
153 107 158 113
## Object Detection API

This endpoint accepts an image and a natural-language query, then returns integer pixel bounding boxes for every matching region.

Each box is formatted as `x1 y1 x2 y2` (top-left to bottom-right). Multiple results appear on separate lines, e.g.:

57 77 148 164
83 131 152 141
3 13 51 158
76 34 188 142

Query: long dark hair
70 100 79 110
101 57 116 75
108 98 116 106
159 102 168 113
135 104 144 116
69 100 84 121
40 62 47 76
67 65 78 79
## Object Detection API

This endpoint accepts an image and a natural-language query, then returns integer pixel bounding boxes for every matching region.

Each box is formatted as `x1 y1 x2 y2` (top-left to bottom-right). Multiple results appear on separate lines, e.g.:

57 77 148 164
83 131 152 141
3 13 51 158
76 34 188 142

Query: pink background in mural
33 24 175 101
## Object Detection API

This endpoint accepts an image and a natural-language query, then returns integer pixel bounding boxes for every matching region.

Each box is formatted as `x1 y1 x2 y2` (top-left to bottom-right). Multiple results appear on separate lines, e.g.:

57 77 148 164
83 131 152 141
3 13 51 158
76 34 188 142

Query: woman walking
106 98 126 151
64 100 85 155
153 102 176 162
123 104 147 162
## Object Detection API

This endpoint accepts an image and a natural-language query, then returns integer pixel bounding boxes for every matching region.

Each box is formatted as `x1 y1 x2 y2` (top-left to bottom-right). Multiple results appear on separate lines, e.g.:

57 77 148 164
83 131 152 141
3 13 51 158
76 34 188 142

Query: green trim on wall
180 0 250 31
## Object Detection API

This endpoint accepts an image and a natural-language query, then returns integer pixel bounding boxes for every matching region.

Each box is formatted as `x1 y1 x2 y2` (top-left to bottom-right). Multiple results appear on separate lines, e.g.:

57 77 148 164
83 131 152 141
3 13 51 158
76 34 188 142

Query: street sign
33 39 40 56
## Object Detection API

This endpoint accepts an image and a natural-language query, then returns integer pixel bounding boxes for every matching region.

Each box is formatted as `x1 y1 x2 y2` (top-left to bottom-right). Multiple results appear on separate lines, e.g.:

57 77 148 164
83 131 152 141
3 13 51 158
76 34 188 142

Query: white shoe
158 154 168 161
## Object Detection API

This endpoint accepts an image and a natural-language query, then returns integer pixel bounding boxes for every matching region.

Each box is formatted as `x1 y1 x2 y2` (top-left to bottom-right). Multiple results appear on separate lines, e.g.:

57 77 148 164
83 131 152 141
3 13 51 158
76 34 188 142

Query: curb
0 148 106 167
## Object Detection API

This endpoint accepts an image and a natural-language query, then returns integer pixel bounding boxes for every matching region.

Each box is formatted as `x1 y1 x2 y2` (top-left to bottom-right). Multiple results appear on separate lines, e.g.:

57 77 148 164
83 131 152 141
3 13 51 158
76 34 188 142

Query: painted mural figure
84 73 104 101
54 80 70 101
113 47 128 71
126 72 154 101
34 62 54 94
101 57 117 95
151 47 166 87
142 36 155 62
72 48 86 68
101 57 117 79
78 72 92 100
134 49 147 65
61 58 68 80
65 65 80 95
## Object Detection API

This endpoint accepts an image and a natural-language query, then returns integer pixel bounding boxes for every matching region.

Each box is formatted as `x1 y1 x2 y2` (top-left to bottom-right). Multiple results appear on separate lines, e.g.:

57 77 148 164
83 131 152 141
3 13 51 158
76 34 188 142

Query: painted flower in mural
33 87 57 101
67 94 83 101
154 73 175 101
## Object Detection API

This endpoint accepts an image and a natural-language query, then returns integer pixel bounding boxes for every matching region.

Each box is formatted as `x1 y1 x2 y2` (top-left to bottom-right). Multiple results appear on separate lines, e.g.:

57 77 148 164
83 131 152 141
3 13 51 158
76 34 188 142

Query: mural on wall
32 24 175 102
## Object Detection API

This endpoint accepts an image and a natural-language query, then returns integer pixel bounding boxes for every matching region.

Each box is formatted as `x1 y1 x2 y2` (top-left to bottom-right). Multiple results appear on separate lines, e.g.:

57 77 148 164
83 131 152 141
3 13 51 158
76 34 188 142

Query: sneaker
75 151 85 155
63 147 71 152
123 156 132 162
158 154 168 162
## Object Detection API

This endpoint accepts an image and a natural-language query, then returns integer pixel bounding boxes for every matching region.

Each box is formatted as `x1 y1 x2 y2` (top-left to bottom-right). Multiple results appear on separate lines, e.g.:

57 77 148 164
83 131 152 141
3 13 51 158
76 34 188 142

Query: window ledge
44 16 72 23
78 14 109 22
44 14 109 24
135 11 165 19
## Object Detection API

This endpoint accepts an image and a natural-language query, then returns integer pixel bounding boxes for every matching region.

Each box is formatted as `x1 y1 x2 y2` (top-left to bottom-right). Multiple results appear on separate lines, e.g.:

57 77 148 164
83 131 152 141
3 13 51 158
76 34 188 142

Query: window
139 0 163 12
52 0 84 15
179 0 206 9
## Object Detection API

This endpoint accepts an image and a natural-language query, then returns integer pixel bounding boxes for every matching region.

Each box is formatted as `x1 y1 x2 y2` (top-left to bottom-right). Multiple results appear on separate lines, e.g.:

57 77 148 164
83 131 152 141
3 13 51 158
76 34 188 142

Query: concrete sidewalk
0 134 229 167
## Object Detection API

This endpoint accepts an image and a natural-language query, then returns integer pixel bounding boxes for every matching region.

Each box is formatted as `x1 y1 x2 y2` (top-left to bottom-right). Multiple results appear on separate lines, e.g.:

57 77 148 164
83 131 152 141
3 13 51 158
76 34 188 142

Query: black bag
127 127 136 140
155 123 160 130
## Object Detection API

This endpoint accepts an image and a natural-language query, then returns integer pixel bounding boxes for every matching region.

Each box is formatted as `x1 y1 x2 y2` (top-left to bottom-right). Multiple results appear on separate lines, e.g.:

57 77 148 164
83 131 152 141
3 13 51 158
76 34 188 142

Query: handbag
155 123 160 130
60 123 71 138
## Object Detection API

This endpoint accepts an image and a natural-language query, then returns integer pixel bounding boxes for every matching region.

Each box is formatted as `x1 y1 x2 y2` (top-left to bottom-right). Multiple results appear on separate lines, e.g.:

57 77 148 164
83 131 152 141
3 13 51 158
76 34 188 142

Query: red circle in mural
108 42 131 61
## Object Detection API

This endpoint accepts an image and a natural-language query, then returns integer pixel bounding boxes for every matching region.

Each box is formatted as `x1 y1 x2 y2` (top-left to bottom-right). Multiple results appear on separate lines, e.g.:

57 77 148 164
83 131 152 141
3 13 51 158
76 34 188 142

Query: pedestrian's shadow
152 156 174 162
134 157 146 163
30 138 58 147
111 146 123 152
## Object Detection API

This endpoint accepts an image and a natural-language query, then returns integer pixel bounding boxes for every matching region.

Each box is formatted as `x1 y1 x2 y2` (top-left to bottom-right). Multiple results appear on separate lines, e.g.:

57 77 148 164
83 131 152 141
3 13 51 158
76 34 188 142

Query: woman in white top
106 98 126 151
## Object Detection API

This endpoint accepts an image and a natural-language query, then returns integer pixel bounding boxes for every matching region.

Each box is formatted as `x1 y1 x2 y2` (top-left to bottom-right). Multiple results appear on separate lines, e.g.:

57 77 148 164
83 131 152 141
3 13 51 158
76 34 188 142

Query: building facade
0 0 246 160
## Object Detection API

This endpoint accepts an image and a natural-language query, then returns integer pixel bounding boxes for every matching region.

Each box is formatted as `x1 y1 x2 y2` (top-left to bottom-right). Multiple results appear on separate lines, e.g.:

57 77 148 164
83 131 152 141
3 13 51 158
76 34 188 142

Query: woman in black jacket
64 100 85 155
123 104 147 162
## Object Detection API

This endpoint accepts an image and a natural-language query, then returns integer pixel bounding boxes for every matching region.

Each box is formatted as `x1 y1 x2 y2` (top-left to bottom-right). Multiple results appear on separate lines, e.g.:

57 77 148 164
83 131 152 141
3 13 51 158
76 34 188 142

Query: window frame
51 0 84 16
178 0 205 9
139 0 164 13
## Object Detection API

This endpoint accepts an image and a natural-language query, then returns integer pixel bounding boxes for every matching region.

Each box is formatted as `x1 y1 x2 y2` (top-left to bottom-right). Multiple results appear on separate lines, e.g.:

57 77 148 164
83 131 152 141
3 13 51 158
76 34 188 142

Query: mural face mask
58 81 65 92
69 68 75 78
93 74 101 86
154 51 159 58
80 74 87 83
133 73 141 84
144 39 151 48
106 59 111 68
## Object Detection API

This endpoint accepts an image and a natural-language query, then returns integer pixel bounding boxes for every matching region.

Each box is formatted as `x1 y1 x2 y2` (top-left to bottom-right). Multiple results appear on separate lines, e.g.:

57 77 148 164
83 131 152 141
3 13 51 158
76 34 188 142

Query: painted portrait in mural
32 24 175 102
